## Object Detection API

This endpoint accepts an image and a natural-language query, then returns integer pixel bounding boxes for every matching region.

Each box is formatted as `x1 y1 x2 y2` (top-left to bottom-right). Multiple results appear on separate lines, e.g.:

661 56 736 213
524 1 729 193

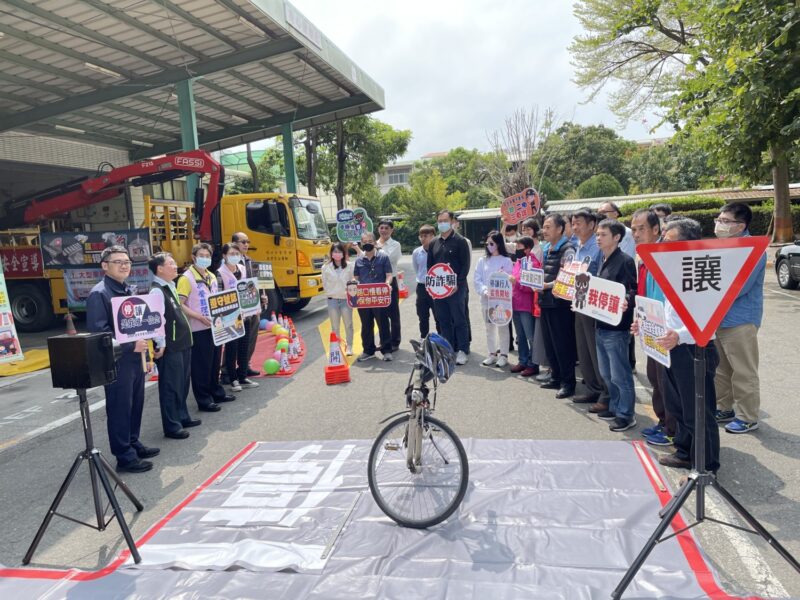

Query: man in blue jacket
87 246 159 473
712 203 766 434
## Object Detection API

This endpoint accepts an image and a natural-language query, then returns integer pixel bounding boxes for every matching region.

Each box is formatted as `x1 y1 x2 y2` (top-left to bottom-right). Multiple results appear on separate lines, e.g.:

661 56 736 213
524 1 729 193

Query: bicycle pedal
384 442 401 451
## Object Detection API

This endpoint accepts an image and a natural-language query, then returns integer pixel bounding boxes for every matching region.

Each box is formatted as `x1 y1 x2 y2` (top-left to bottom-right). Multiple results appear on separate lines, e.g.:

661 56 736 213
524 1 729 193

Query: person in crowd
354 231 394 361
635 218 721 472
538 214 578 398
218 243 259 392
503 223 518 255
232 232 262 377
630 209 675 446
509 235 540 376
593 220 638 432
453 214 473 346
148 252 198 440
570 210 609 406
428 210 473 365
713 202 766 434
376 219 402 352
87 246 159 474
474 230 514 367
597 201 636 258
322 242 355 355
564 214 579 246
521 218 543 263
649 203 673 228
412 224 439 339
178 243 235 414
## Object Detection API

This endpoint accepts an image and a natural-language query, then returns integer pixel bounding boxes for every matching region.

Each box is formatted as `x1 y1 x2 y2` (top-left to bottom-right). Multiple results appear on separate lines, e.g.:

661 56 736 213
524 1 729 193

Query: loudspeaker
48 333 118 390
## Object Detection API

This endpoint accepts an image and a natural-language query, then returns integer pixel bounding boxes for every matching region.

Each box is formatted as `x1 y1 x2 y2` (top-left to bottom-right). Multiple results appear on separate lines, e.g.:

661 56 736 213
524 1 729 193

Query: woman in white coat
474 230 514 368
322 242 355 355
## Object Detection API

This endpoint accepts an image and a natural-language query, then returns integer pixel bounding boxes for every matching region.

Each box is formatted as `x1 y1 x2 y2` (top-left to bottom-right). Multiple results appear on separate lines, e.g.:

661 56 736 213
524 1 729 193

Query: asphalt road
0 254 798 597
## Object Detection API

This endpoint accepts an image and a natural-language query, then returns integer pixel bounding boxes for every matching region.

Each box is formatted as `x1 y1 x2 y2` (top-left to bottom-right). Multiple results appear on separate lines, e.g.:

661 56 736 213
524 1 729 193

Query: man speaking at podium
86 245 160 474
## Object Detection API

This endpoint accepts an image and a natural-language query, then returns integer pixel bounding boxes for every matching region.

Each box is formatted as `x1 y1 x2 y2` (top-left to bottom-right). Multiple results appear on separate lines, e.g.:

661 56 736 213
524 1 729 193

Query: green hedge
619 195 725 216
652 206 800 237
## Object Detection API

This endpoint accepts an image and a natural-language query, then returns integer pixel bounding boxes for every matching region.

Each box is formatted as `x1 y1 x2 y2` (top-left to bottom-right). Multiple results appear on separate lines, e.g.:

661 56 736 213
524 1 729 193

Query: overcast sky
287 0 671 159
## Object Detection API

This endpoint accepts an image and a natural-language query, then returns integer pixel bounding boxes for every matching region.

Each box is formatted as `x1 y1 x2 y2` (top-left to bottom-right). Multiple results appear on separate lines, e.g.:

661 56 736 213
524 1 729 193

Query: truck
1 150 331 331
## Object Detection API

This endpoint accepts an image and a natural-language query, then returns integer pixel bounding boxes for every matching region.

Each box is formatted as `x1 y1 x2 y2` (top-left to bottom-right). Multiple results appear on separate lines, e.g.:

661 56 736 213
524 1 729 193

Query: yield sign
637 236 769 347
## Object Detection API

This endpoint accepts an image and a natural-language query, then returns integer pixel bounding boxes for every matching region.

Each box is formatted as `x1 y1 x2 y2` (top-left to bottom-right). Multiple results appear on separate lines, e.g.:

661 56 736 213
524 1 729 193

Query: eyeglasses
714 218 743 225
105 259 132 266
239 240 250 244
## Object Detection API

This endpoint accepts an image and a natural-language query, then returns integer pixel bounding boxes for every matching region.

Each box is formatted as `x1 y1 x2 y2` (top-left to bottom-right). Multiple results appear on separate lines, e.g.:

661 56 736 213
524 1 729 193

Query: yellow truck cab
218 193 331 313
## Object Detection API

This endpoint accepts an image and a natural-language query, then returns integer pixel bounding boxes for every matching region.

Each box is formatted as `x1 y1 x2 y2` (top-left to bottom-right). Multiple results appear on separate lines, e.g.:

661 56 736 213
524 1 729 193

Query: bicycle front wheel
367 415 468 528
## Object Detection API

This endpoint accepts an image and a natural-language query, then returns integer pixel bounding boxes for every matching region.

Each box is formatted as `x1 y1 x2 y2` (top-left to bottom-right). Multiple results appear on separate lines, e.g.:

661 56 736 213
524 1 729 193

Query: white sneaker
230 380 242 392
496 355 508 368
382 352 393 361
239 378 259 388
482 355 497 366
345 349 354 357
456 351 468 365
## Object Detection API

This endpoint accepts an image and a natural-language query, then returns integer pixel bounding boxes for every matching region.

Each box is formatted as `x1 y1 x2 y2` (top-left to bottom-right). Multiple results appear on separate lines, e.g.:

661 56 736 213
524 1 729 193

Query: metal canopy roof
0 0 385 159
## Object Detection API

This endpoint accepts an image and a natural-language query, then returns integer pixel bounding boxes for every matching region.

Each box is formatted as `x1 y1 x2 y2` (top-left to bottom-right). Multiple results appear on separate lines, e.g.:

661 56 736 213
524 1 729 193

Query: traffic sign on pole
636 236 769 347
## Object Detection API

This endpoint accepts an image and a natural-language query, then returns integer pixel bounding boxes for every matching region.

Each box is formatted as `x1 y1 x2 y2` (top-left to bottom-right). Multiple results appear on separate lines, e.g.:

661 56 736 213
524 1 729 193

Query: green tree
393 169 466 247
226 145 284 194
576 173 626 198
534 123 636 194
298 116 411 210
570 0 800 240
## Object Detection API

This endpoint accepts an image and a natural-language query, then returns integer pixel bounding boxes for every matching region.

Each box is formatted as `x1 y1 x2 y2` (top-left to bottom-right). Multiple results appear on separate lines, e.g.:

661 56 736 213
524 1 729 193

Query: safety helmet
421 333 456 384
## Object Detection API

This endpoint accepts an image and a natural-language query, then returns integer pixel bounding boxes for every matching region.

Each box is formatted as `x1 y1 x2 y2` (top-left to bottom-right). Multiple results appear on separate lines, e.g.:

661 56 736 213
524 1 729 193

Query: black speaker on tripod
23 332 143 566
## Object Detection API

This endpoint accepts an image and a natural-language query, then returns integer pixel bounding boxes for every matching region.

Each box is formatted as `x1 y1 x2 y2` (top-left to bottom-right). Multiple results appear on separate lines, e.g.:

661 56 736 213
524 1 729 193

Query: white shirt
322 260 355 300
473 254 513 305
620 226 636 258
377 237 402 274
665 298 715 345
412 246 429 283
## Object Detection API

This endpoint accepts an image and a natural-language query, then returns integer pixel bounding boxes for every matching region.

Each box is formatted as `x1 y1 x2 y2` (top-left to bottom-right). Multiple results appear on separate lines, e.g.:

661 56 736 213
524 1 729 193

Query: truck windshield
290 197 330 240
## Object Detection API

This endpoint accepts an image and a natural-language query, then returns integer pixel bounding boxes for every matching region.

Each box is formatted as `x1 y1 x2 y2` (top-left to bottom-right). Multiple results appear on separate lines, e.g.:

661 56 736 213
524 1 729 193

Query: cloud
288 1 671 157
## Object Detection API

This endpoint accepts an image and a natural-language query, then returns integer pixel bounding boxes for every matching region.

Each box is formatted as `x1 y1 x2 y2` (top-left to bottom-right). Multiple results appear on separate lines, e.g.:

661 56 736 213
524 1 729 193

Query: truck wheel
10 283 57 332
265 287 283 315
284 298 311 313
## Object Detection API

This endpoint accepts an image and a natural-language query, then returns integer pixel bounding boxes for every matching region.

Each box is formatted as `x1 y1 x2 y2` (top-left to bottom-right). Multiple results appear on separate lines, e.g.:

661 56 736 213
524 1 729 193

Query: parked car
775 240 800 289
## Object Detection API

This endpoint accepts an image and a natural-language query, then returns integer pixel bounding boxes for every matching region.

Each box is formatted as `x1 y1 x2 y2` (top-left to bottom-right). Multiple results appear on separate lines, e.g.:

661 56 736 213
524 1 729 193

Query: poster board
110 294 166 343
0 247 44 278
0 265 24 363
518 257 544 290
336 208 373 243
500 187 540 225
346 282 392 309
425 263 458 299
487 271 513 326
208 289 245 346
634 295 671 367
572 273 626 326
64 266 152 310
236 277 261 317
255 262 275 290
552 260 581 301
40 228 151 268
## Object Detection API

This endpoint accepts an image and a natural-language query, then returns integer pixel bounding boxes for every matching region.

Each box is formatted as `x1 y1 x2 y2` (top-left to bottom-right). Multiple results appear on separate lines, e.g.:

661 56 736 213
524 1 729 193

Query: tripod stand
612 344 800 598
23 389 143 565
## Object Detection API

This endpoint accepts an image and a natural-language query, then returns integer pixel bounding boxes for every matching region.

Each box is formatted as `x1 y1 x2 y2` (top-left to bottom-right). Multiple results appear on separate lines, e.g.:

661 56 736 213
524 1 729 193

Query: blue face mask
195 256 212 269
227 255 241 265
438 222 451 233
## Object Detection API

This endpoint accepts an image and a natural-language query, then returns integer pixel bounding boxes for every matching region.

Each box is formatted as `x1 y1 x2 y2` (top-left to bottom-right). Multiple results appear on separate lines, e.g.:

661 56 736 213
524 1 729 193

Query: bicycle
367 334 469 528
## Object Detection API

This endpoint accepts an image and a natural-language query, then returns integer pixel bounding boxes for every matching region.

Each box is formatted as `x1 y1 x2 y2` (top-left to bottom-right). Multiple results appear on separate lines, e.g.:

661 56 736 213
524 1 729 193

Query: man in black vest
87 246 159 473
149 253 200 440
538 214 578 398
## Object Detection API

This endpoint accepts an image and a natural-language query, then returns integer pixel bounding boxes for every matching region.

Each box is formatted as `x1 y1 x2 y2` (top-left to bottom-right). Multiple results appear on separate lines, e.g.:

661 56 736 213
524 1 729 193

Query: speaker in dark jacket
48 333 118 389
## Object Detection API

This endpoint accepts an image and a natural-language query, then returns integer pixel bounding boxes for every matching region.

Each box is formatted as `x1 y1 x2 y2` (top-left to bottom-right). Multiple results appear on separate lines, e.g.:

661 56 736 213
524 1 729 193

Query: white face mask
714 222 735 239
227 255 241 265
437 222 451 233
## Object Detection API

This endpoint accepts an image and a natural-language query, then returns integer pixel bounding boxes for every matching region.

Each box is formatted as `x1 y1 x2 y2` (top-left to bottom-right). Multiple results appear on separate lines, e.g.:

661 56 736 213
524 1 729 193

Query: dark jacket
154 283 193 352
86 275 137 358
539 237 576 309
427 231 471 283
596 247 637 331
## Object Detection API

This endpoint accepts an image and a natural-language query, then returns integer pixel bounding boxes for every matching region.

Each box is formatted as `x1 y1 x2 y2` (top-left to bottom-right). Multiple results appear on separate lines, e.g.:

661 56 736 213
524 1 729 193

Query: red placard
637 236 769 347
500 187 540 225
0 247 44 278
346 282 392 309
425 263 457 299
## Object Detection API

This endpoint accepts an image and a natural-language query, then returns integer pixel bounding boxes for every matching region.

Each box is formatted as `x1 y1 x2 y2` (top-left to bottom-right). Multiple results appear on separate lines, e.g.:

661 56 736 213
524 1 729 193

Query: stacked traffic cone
325 331 350 385
279 347 293 374
64 312 77 335
398 271 409 299
288 336 300 364
291 327 304 356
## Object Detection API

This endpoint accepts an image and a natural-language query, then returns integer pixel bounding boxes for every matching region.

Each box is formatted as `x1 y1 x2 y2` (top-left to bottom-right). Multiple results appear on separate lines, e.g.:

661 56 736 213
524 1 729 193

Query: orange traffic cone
291 326 304 356
398 271 409 299
279 347 294 375
64 312 77 335
325 331 350 385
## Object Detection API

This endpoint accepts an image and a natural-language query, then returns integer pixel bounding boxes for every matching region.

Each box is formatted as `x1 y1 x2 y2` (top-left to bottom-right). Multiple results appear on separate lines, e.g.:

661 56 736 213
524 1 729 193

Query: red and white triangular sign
637 236 769 347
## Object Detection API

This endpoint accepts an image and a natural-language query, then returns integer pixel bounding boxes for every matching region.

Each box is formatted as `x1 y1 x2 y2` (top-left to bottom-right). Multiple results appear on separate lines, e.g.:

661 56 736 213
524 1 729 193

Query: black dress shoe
198 403 221 412
247 368 260 377
165 429 189 439
539 380 561 390
182 419 202 428
136 446 160 459
555 387 576 399
218 394 236 403
572 393 599 404
116 459 153 474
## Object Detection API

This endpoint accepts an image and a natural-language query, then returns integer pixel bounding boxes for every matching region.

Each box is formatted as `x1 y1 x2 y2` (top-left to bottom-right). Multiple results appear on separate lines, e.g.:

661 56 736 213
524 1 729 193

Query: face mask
515 249 526 260
437 222 451 233
361 243 375 252
195 256 212 269
505 234 517 243
226 255 241 265
332 252 344 261
714 223 735 238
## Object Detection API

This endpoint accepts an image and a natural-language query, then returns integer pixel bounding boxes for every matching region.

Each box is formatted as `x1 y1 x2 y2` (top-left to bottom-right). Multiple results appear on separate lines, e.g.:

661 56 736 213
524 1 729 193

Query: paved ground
0 254 798 597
